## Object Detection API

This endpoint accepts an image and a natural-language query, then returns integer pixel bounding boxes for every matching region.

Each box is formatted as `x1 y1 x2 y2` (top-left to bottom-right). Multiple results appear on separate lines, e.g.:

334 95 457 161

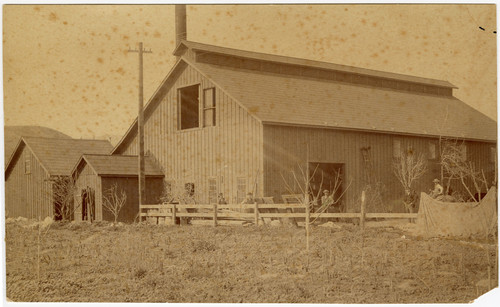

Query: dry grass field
5 219 498 303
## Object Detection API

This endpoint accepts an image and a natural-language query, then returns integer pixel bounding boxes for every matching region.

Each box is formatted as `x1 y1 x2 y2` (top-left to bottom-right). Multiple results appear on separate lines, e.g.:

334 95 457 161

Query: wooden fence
139 202 418 227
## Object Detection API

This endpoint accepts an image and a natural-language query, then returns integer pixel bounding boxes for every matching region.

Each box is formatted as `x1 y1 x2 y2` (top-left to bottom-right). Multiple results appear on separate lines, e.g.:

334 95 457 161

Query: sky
2 4 497 140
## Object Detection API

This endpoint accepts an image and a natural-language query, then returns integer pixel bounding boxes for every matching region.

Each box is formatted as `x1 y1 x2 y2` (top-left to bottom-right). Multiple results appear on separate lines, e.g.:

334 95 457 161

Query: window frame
202 87 216 127
208 177 218 204
490 146 497 164
24 153 31 174
236 177 247 203
184 182 195 197
459 143 467 162
428 141 437 160
177 84 201 131
393 139 401 158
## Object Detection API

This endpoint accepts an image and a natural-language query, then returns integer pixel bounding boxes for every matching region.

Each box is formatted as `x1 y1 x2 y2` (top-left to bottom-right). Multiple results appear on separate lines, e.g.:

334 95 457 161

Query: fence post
360 190 366 230
305 193 311 253
254 202 259 226
213 203 218 227
172 203 177 225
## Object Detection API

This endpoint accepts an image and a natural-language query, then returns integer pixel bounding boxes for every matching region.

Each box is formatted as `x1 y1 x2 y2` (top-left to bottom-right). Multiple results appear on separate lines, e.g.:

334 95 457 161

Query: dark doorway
81 187 96 222
309 163 345 212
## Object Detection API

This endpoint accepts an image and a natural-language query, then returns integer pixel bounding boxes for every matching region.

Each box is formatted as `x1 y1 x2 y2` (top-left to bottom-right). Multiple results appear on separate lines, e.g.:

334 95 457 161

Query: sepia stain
115 67 126 75
48 12 58 21
97 58 103 64
248 106 259 114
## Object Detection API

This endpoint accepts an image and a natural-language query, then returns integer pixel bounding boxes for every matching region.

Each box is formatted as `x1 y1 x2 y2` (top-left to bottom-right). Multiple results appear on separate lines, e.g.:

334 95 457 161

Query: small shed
4 137 113 219
71 154 165 222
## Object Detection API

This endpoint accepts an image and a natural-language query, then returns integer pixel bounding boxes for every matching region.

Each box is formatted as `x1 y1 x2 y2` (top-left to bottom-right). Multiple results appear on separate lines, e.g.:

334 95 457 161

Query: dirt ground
5 219 499 303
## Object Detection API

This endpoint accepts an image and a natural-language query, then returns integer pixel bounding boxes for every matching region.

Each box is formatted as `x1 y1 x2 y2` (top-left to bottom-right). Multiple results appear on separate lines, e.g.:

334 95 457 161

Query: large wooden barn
5 137 112 219
112 40 497 213
71 154 164 222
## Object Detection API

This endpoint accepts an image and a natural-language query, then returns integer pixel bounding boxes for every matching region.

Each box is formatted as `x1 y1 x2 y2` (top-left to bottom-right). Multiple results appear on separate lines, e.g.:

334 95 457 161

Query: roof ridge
83 154 147 158
22 136 110 142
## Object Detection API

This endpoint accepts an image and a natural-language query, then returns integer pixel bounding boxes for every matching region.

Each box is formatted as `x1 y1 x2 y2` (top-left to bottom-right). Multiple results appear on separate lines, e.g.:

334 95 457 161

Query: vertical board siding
5 146 53 219
101 177 164 222
263 124 495 213
116 64 264 203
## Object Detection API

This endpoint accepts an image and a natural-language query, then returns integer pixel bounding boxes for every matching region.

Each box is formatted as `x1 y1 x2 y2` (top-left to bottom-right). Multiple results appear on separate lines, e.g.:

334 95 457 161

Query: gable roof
4 125 71 165
5 137 113 177
73 154 164 177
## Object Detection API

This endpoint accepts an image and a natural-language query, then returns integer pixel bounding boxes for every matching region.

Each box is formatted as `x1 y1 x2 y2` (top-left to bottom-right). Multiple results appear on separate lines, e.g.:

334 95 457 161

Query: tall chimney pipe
175 4 187 48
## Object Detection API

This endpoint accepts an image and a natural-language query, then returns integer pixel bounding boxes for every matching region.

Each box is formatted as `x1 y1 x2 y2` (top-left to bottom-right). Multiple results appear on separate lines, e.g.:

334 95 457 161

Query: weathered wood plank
365 213 419 219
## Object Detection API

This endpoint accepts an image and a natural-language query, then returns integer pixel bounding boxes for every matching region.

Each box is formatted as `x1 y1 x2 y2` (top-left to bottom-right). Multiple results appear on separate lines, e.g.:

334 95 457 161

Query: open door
81 187 96 222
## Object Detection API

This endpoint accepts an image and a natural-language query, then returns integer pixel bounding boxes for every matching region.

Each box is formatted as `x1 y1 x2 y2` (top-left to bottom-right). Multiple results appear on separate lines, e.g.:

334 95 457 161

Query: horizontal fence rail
139 203 419 227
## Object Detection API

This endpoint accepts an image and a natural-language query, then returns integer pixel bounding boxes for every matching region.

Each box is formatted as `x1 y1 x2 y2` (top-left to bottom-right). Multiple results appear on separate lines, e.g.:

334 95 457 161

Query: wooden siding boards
115 64 264 203
101 176 163 222
5 144 53 219
263 124 495 213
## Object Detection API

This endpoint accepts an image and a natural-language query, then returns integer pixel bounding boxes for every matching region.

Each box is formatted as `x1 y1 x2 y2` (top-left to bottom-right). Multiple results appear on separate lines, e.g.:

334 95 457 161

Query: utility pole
128 42 152 211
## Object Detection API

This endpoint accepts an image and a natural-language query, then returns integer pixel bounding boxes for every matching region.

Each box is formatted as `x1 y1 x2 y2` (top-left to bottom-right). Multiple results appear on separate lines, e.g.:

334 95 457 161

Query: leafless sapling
392 148 427 212
102 183 127 224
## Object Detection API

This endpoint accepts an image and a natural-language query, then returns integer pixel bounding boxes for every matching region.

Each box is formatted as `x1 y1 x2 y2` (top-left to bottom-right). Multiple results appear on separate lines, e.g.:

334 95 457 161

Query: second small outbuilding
71 154 164 223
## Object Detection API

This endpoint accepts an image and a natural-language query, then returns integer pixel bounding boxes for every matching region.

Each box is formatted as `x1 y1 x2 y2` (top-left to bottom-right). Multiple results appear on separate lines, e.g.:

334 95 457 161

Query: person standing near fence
217 193 227 205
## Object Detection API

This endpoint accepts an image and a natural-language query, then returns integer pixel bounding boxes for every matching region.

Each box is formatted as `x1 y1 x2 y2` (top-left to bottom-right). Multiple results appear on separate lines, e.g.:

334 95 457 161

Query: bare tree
49 176 79 221
102 183 127 223
440 139 489 202
392 148 427 212
281 163 352 251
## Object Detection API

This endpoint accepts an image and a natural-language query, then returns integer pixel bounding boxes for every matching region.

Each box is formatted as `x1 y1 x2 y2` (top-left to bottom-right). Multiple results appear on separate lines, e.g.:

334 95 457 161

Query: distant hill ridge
4 126 72 164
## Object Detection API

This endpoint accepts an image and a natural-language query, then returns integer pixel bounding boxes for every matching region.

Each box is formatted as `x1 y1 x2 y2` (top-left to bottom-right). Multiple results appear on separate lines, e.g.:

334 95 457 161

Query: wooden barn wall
116 64 264 203
101 176 164 222
5 146 53 219
73 163 102 221
263 124 496 213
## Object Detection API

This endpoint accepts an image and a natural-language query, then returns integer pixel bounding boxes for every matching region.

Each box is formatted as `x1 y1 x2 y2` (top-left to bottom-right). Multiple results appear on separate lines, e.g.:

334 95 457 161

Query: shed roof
174 40 457 89
6 137 113 177
191 59 496 141
75 154 164 177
